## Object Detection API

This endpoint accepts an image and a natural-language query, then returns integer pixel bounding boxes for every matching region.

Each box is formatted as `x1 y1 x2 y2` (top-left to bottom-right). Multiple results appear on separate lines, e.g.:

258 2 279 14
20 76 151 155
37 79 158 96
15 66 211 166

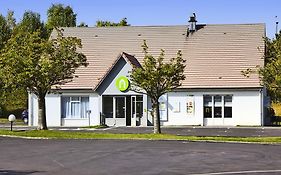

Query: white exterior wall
28 92 101 127
157 89 263 126
28 93 38 126
233 91 262 126
162 92 203 126
29 89 263 127
45 93 61 126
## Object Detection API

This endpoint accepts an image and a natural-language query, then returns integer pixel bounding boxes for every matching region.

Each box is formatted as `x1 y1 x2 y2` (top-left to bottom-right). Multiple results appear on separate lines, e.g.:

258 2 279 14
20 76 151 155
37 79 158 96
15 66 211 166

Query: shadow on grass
0 169 41 175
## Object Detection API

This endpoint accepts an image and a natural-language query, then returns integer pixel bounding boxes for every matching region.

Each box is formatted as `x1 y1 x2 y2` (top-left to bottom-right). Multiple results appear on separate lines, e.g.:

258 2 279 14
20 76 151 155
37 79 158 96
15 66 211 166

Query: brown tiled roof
54 24 265 90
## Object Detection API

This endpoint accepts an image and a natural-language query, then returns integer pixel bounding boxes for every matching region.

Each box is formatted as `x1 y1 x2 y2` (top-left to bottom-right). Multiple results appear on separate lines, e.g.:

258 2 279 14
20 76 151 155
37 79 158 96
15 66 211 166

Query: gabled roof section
122 52 142 68
94 52 140 91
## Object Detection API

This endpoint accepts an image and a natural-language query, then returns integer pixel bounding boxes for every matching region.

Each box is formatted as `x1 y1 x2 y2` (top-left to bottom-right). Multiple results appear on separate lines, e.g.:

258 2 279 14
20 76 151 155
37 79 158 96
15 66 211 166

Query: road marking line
53 160 65 168
192 169 281 175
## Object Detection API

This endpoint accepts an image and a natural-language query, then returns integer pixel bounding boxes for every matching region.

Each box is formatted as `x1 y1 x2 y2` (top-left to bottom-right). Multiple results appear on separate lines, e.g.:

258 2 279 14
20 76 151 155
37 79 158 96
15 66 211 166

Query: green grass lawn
81 125 108 129
0 130 281 144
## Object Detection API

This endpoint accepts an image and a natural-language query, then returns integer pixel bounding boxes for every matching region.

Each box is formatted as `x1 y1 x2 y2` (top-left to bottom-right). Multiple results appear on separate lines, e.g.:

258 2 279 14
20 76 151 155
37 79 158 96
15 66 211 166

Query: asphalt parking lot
1 137 281 175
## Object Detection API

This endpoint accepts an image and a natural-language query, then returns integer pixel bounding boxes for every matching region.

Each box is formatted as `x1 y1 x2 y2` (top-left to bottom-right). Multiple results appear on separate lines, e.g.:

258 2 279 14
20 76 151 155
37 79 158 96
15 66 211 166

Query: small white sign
186 96 194 115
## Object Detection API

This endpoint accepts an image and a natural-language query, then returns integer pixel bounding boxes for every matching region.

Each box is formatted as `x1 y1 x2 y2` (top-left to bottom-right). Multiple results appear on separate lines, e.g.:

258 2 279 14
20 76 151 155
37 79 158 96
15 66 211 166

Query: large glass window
224 95 232 118
214 95 222 118
203 95 212 118
203 95 232 118
115 97 125 118
103 96 113 118
61 96 89 119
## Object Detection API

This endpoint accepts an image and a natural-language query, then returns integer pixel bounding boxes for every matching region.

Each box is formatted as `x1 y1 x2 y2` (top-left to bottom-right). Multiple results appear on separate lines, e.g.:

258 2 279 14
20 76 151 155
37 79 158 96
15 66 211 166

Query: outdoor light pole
8 114 16 131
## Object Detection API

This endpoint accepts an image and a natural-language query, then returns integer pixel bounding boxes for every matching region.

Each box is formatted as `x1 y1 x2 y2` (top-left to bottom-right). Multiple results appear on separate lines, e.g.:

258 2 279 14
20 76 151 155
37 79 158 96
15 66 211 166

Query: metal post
88 112 90 126
10 121 13 131
87 110 91 126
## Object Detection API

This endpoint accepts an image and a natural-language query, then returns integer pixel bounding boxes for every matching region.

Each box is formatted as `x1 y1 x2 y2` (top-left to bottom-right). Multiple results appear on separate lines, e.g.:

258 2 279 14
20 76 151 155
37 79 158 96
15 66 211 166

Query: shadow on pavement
0 169 40 175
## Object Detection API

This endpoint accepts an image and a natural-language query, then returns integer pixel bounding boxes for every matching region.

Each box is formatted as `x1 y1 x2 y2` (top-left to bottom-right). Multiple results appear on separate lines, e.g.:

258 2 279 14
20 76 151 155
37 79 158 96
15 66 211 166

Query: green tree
14 11 47 38
46 4 77 33
6 10 16 30
0 14 11 50
96 18 130 27
130 41 186 134
0 29 87 129
258 34 281 101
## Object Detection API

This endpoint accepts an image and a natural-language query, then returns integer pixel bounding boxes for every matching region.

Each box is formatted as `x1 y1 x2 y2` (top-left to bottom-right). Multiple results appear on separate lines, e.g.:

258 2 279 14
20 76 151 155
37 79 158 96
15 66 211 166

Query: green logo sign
115 76 129 92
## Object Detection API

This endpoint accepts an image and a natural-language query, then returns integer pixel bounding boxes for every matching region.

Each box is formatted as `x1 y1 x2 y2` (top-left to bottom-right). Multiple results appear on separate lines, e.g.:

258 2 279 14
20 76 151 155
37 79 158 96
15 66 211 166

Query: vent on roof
188 13 197 33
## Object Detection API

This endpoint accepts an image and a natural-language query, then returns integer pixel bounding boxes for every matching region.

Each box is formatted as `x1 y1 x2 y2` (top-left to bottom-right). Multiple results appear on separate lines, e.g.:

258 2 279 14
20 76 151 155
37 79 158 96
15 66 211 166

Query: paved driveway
1 137 281 175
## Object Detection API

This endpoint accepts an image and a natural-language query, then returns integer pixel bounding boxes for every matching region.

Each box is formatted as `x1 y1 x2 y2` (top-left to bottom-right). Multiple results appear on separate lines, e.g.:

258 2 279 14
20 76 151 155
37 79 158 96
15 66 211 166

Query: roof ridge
62 23 265 29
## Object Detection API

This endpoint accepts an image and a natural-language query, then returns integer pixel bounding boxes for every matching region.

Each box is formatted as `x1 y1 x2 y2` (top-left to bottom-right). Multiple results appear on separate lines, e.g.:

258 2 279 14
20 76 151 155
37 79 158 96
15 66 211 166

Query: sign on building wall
115 76 129 92
186 96 194 115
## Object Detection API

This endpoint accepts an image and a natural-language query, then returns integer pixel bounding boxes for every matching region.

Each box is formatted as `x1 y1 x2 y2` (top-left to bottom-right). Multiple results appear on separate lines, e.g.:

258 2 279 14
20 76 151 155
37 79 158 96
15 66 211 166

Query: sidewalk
1 124 281 137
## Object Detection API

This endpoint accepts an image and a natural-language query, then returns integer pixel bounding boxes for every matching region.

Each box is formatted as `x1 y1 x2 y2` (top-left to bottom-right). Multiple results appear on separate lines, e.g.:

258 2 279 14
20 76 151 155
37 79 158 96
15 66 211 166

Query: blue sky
0 0 280 38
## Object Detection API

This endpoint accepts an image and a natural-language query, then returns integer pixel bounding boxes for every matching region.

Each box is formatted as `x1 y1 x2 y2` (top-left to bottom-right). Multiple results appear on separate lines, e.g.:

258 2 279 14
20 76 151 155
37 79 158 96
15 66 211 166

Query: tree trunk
37 95 47 130
152 100 161 134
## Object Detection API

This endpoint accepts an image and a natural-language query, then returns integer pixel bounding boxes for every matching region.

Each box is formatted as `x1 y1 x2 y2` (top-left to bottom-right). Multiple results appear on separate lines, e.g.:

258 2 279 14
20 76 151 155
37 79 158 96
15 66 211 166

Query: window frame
203 95 232 119
61 96 89 119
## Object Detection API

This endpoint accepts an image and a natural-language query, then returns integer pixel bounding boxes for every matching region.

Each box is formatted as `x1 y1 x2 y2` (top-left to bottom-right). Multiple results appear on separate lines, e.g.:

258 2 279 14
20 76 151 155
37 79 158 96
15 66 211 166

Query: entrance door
131 96 143 126
115 97 126 118
114 96 126 126
103 96 126 126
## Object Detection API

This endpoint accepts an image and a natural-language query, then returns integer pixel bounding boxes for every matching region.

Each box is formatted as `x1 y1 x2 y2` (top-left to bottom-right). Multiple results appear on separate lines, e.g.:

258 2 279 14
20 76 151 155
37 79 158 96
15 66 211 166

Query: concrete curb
0 135 49 140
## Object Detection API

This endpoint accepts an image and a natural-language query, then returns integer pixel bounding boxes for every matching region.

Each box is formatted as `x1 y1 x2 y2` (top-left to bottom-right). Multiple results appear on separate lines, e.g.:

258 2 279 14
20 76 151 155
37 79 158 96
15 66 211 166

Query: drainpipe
260 89 264 126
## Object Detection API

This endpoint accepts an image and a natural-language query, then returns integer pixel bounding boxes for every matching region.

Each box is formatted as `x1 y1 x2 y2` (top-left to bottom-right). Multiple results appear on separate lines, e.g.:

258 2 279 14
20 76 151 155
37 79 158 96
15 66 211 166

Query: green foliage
14 11 47 39
46 4 77 33
130 40 186 99
0 4 80 124
0 29 87 129
0 89 27 118
130 40 186 133
0 29 87 95
259 34 281 102
96 18 130 27
6 10 16 30
0 14 12 50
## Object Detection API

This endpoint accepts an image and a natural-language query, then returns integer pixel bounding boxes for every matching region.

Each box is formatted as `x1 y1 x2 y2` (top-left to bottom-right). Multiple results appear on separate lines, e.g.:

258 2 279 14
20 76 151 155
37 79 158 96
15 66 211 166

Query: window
61 96 89 119
103 96 113 118
203 95 212 118
214 96 222 118
224 95 232 118
203 95 232 118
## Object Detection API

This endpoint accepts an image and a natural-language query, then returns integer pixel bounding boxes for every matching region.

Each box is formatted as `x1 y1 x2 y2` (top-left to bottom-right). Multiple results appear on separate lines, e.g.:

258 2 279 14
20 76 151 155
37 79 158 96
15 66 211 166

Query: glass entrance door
103 96 126 126
115 97 126 119
131 96 143 126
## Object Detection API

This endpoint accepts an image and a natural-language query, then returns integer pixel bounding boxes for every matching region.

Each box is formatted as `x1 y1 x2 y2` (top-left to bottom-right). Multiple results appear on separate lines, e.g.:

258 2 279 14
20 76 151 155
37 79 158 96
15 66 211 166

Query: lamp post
8 114 16 131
